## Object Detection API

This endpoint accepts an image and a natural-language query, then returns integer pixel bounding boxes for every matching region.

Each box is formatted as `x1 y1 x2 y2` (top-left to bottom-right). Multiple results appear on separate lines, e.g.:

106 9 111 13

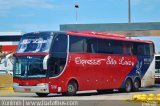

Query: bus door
48 34 68 93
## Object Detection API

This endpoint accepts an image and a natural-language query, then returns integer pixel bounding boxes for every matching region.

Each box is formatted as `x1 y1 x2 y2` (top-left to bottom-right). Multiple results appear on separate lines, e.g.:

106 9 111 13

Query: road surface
0 84 159 106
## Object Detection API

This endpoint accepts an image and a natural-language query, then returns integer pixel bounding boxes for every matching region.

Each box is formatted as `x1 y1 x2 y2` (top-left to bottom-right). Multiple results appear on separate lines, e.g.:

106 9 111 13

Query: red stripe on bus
14 52 48 56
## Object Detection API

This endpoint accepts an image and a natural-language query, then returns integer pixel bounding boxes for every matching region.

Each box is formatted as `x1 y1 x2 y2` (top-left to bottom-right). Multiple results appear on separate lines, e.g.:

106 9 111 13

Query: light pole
75 4 79 24
128 0 131 23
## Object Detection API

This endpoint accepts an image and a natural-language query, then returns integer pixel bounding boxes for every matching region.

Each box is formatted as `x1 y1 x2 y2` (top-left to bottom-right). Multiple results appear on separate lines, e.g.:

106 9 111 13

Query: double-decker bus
13 31 155 97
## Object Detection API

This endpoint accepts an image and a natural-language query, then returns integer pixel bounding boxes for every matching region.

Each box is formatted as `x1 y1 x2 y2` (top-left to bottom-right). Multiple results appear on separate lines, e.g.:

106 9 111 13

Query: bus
155 54 160 83
13 31 155 97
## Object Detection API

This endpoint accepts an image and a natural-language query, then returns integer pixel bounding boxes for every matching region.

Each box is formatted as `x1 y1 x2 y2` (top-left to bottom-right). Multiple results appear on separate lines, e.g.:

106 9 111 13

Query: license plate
24 88 31 92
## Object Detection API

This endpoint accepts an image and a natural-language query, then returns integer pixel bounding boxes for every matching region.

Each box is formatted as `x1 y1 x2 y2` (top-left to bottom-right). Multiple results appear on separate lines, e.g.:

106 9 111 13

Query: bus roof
66 31 153 44
24 31 154 44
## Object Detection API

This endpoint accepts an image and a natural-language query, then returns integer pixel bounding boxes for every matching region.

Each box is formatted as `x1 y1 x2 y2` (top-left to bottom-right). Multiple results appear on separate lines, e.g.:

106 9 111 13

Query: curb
0 87 13 90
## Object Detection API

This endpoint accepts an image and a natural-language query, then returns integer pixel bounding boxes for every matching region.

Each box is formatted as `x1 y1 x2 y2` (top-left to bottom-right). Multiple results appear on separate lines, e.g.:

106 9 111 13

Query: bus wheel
124 79 132 92
36 93 49 97
132 79 140 92
65 81 77 96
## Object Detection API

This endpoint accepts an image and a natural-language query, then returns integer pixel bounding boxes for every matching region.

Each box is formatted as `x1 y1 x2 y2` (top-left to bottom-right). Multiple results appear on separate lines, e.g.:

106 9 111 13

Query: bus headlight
36 83 48 92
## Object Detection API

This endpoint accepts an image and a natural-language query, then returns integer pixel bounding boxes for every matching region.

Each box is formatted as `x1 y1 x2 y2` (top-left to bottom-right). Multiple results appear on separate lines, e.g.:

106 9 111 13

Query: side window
133 43 152 56
138 45 144 55
112 40 123 55
86 38 97 53
69 36 85 53
143 45 150 56
49 34 67 77
86 38 114 54
97 39 113 54
149 44 154 56
155 56 160 69
124 43 133 55
52 34 67 53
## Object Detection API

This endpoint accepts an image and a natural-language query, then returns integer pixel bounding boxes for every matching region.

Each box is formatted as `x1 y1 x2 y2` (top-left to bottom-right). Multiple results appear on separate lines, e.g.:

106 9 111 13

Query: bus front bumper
13 83 49 93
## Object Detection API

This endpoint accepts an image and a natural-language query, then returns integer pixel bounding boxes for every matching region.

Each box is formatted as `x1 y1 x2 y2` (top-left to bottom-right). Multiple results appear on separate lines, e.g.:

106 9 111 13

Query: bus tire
124 79 132 92
65 81 77 96
132 78 140 92
36 93 49 97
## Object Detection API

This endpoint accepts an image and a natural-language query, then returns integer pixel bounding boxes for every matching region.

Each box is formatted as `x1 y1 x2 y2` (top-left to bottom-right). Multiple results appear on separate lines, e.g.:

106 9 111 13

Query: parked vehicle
13 31 155 97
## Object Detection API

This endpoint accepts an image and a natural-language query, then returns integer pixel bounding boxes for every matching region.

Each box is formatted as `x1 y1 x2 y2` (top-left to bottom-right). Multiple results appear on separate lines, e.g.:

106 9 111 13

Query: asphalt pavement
0 84 159 106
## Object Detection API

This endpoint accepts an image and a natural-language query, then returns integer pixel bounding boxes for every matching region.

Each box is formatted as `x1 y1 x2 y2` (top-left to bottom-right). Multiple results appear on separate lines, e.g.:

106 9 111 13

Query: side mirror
43 55 49 70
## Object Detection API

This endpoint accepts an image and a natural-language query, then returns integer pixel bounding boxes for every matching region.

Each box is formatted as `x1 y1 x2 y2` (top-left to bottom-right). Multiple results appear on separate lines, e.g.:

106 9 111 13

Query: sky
0 0 160 32
0 0 160 51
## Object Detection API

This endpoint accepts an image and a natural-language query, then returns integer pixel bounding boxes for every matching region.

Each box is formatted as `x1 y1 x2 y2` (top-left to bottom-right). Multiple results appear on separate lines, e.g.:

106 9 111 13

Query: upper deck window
17 33 53 53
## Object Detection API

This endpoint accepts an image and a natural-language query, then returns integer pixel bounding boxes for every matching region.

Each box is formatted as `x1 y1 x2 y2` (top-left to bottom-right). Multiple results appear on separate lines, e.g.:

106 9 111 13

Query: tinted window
52 34 67 53
86 38 97 53
17 34 53 53
149 44 154 56
133 43 153 56
112 41 123 55
96 39 113 54
49 34 67 77
70 36 85 53
70 35 154 57
51 34 67 58
155 55 160 69
70 36 125 55
123 43 133 55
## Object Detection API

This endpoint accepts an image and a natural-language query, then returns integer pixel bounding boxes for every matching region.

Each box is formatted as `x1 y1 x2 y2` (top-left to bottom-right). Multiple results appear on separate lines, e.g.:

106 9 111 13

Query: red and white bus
13 31 155 97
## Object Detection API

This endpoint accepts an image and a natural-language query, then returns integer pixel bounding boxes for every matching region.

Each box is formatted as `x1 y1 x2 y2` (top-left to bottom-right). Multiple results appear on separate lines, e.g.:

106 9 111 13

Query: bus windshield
14 56 46 78
17 33 53 53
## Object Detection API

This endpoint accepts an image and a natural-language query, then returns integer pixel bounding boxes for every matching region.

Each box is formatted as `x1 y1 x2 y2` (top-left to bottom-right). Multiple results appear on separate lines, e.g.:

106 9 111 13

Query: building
0 31 23 52
0 31 23 74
